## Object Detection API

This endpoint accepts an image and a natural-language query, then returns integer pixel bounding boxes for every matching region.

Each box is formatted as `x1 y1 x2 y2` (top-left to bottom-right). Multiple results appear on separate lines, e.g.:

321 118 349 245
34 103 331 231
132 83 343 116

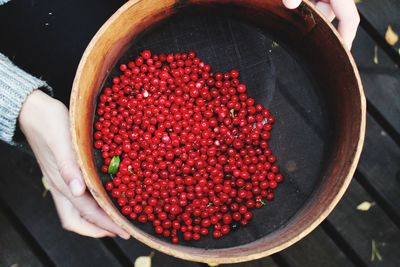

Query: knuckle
80 210 96 224
58 161 74 183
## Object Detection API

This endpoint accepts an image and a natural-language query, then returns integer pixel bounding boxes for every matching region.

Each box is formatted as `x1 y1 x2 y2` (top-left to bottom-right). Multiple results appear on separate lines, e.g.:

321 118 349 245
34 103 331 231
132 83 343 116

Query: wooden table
0 0 399 266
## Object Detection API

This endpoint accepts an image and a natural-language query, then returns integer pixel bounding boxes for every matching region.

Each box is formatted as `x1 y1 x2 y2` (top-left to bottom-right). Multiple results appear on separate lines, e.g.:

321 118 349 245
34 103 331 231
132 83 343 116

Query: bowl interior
71 0 364 263
94 7 333 248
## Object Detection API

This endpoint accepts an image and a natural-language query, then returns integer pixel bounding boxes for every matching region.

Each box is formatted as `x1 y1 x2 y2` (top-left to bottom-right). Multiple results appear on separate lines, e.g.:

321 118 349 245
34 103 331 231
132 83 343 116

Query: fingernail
70 179 84 196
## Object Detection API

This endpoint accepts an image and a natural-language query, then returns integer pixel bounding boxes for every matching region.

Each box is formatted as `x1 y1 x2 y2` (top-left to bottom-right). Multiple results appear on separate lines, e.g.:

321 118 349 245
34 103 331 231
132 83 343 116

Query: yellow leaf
42 176 50 190
134 256 151 267
357 201 375 211
373 45 379 64
385 25 399 46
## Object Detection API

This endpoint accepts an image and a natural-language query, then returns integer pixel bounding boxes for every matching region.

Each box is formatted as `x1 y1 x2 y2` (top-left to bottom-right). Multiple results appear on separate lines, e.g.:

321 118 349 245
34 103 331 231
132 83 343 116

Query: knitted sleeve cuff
0 53 53 144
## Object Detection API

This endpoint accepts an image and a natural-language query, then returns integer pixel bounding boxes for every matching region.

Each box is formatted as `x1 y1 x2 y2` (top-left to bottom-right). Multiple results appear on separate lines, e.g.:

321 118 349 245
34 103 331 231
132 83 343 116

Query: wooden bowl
70 0 365 264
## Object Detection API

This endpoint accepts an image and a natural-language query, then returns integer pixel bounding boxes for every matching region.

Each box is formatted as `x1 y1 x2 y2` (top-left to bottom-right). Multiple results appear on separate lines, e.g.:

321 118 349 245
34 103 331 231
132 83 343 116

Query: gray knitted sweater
0 53 51 144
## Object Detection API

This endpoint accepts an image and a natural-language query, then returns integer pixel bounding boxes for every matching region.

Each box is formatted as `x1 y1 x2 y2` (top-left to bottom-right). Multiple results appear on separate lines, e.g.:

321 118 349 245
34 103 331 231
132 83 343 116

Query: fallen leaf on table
385 25 399 46
134 251 154 267
42 176 49 197
356 201 375 211
371 239 383 262
271 41 279 48
373 45 379 64
134 256 151 267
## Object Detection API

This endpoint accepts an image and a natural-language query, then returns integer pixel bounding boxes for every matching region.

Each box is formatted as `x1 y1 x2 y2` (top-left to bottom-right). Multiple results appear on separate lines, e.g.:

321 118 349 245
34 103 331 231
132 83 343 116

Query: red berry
213 230 222 239
141 50 152 60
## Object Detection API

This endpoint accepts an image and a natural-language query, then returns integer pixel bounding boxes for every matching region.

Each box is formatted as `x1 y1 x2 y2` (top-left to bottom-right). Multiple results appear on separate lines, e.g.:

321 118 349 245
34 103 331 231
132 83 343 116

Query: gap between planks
320 221 368 267
366 100 400 147
100 238 135 266
0 196 56 267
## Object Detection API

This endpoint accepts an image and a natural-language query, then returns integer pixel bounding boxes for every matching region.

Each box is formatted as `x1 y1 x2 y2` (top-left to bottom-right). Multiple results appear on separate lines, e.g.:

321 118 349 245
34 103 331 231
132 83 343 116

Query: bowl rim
70 0 366 264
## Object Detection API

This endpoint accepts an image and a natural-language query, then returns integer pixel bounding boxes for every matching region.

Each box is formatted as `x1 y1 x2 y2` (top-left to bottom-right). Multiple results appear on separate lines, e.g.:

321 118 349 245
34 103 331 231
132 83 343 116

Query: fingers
58 159 86 197
330 0 360 49
282 0 302 9
69 192 131 240
52 191 115 238
21 93 125 239
48 104 86 197
47 172 129 239
315 1 335 22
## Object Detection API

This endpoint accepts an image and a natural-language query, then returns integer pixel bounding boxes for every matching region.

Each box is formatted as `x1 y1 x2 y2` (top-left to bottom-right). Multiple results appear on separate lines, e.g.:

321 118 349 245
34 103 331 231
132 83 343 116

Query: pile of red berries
94 50 283 243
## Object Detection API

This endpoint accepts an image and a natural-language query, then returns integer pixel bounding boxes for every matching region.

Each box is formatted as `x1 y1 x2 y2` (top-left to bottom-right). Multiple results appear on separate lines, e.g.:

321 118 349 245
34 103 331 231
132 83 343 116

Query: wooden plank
115 238 280 267
279 227 355 267
223 257 278 267
352 28 400 137
0 207 45 267
332 28 400 223
356 114 400 223
357 0 400 53
0 144 124 267
114 239 201 267
326 179 400 267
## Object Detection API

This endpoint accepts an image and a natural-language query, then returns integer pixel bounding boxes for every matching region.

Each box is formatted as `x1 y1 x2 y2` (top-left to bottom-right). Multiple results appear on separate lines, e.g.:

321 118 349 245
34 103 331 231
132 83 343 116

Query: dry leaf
230 109 235 118
42 176 49 197
134 256 151 267
373 45 379 64
385 25 399 46
42 176 50 190
357 201 375 211
371 240 383 262
134 252 154 267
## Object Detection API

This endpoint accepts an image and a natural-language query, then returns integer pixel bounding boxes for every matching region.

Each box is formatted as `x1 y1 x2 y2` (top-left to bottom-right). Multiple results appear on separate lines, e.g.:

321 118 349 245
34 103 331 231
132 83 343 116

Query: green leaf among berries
108 156 121 174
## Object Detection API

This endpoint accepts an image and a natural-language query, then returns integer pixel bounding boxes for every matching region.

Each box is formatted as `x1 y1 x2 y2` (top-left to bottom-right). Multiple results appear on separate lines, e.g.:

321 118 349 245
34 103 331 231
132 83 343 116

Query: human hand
282 0 360 49
19 90 130 239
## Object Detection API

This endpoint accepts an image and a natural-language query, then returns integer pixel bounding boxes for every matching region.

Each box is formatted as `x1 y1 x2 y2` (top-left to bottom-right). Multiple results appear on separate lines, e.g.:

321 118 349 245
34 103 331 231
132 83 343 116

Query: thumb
282 0 302 9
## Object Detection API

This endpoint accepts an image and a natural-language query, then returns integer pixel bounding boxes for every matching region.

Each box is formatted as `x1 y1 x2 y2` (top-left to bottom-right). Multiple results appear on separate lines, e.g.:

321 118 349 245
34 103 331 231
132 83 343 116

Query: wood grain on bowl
70 0 365 264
